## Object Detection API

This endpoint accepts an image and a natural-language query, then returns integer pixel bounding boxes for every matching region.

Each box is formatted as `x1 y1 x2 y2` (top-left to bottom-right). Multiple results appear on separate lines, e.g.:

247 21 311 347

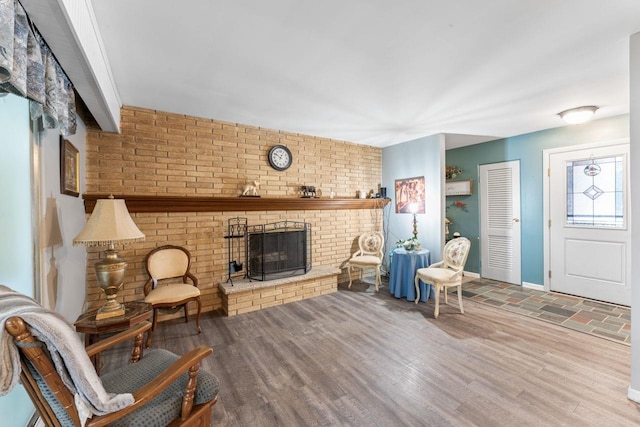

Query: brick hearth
220 266 341 316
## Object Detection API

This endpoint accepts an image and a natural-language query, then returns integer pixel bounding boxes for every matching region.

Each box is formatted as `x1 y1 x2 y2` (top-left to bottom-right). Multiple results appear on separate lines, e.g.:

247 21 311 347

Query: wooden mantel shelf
82 194 391 213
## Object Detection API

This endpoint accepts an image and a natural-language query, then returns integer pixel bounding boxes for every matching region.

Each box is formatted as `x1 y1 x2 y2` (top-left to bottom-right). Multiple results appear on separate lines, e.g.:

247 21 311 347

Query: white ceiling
88 0 640 148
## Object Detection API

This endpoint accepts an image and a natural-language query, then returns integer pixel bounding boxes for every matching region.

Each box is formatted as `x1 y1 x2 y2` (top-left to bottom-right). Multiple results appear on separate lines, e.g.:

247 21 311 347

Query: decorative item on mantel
240 180 260 197
301 185 318 198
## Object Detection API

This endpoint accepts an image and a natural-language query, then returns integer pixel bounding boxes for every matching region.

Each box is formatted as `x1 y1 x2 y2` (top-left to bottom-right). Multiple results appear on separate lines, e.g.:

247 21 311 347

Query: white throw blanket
0 285 134 425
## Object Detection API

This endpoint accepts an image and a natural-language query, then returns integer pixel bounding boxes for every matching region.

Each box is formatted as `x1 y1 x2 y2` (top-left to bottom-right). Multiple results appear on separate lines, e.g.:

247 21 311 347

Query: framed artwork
445 179 473 196
395 176 425 213
60 137 79 197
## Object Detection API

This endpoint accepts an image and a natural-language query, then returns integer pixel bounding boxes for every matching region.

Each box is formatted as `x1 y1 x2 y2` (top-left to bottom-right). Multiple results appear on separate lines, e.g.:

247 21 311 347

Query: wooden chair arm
6 317 82 425
143 278 154 296
428 260 444 268
85 321 152 358
186 272 199 287
87 345 213 427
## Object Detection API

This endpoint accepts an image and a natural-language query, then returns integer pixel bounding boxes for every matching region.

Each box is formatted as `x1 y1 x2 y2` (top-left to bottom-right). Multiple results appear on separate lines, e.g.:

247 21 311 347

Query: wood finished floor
103 282 640 426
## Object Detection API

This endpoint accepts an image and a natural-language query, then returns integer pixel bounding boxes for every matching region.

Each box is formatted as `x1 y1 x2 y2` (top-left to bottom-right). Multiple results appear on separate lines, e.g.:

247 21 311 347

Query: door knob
513 218 520 222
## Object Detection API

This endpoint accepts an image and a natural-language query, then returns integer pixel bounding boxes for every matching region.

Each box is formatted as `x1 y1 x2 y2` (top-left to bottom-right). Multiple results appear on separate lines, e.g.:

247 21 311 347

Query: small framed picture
395 176 425 213
60 137 79 197
445 179 472 197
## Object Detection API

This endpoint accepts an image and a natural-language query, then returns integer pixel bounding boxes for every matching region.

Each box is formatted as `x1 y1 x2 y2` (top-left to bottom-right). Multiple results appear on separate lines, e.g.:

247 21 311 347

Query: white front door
479 161 522 284
547 142 631 305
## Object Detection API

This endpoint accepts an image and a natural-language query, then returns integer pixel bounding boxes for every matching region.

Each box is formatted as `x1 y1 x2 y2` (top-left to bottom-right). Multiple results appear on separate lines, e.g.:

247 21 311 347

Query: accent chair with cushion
143 245 202 347
347 231 385 292
414 237 471 318
0 285 219 427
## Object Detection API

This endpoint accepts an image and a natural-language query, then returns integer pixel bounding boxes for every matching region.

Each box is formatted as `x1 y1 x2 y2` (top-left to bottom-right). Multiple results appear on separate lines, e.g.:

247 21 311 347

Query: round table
389 248 433 302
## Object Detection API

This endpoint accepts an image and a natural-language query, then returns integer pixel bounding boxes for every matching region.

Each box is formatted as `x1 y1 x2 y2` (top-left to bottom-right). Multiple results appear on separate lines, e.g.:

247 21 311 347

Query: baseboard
523 282 544 291
628 386 640 403
463 271 480 278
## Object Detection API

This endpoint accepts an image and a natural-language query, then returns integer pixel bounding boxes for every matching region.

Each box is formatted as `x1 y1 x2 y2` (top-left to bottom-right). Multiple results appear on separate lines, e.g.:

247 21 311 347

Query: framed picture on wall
60 137 79 197
445 179 473 196
395 176 425 213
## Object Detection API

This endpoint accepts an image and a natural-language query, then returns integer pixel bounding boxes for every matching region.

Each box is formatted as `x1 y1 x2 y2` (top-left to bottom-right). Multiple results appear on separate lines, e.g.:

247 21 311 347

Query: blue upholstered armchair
1 286 219 427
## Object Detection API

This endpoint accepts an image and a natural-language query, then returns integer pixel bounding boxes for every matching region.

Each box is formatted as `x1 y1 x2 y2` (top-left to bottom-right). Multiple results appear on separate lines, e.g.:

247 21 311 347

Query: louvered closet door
480 161 521 284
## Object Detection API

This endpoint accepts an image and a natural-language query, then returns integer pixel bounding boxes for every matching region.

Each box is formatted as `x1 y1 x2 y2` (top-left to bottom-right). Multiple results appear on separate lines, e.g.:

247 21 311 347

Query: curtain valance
0 0 77 136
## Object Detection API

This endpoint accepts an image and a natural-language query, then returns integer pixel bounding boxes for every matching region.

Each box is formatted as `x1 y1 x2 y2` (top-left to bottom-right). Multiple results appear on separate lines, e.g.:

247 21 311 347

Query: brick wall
84 106 383 314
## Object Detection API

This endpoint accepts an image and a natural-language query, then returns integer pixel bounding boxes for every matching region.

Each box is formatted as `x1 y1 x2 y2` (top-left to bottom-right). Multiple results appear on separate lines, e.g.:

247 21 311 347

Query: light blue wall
445 114 629 285
40 123 88 322
0 95 36 425
0 95 34 293
382 134 445 268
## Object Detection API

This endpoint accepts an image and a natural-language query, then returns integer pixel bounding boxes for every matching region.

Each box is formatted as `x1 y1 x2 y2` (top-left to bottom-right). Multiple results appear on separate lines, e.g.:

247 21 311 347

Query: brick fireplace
83 105 384 320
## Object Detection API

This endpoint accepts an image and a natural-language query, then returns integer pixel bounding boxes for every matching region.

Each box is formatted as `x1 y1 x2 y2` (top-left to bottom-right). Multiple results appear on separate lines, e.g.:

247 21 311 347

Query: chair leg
195 297 202 333
374 266 380 292
444 286 448 304
146 308 158 347
414 275 421 304
434 285 441 318
457 284 464 314
348 264 353 288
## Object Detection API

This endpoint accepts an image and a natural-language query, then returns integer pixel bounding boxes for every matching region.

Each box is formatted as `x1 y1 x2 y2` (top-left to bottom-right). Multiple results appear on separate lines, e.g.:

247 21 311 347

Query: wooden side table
74 301 152 371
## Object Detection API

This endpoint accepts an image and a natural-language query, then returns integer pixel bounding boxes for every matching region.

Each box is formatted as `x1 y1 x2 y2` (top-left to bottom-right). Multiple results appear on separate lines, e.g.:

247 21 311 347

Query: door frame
542 138 630 292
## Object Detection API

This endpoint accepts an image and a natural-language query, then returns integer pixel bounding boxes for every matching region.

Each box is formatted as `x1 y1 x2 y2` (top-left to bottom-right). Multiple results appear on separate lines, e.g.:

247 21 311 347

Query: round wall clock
268 145 292 171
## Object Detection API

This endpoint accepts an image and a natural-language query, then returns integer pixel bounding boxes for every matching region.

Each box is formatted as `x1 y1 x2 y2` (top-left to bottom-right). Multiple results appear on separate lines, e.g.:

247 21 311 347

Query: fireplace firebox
246 221 311 281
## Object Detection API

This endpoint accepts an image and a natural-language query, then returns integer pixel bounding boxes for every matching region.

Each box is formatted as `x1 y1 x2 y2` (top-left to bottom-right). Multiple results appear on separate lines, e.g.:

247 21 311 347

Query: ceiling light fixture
558 106 599 125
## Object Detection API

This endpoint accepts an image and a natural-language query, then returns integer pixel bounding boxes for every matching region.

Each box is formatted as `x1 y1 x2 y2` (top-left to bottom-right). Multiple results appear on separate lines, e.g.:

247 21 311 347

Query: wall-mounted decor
447 200 469 212
446 165 463 179
395 176 425 213
60 137 79 197
268 145 292 171
445 179 472 197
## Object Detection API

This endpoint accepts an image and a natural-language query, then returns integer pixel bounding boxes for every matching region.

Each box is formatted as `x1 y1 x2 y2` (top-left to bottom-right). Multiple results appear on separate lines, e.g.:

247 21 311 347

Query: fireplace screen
246 221 311 281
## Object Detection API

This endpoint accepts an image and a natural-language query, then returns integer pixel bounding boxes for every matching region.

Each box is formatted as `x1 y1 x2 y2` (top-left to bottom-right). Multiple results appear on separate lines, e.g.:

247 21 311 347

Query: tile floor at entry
461 277 631 344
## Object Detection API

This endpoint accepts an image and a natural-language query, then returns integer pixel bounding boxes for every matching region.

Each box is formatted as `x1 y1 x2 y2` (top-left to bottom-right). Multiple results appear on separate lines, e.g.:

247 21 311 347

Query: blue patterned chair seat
101 349 219 427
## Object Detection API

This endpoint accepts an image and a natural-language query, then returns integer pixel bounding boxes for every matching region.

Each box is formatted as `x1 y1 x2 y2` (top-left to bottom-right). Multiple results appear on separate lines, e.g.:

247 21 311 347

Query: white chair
347 232 384 292
414 237 471 318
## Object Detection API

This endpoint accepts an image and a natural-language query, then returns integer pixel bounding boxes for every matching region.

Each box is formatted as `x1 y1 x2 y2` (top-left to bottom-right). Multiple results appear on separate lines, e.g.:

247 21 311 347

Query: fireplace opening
246 221 311 281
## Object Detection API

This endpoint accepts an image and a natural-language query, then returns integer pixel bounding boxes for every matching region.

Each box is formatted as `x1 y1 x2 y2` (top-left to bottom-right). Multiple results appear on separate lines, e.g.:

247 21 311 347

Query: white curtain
0 0 77 136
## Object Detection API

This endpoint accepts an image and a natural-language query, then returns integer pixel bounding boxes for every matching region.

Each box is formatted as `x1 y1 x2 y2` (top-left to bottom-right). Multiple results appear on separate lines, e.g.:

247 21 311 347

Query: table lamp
409 202 418 239
74 196 145 320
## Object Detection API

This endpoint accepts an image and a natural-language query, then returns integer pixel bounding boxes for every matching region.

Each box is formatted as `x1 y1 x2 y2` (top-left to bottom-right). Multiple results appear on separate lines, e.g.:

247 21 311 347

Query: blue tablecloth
389 248 434 302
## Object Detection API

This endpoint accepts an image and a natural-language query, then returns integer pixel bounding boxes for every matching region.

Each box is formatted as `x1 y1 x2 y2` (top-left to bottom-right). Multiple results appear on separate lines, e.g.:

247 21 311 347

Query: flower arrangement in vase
397 236 421 251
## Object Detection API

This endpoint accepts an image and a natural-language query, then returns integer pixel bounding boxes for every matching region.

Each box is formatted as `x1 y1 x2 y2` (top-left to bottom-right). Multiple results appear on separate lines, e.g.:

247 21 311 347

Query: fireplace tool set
225 217 247 285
